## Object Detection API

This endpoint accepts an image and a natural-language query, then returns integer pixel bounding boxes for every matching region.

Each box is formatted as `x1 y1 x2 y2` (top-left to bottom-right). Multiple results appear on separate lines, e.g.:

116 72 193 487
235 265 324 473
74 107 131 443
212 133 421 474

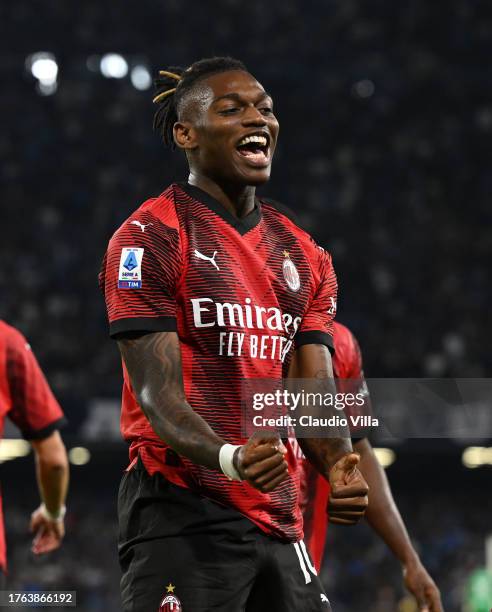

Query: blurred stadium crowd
1 0 491 610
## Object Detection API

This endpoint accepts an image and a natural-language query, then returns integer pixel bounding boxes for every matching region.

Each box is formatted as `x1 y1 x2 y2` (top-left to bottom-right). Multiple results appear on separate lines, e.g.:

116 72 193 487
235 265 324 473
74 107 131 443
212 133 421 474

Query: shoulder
0 320 26 349
115 185 179 237
261 197 302 226
261 197 330 260
106 185 182 255
332 321 362 377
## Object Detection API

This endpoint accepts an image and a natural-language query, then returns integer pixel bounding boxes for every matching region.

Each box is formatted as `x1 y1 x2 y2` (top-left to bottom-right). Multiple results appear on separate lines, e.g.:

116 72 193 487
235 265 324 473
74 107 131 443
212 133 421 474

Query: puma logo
130 220 153 233
194 249 219 271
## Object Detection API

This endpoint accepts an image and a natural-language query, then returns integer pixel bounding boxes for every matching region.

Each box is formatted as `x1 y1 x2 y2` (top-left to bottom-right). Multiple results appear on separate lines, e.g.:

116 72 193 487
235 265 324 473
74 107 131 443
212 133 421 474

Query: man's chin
237 166 272 187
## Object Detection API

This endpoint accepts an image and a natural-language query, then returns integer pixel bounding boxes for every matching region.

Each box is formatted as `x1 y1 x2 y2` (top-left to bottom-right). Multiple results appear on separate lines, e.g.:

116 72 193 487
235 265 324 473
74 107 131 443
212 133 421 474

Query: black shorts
118 458 332 612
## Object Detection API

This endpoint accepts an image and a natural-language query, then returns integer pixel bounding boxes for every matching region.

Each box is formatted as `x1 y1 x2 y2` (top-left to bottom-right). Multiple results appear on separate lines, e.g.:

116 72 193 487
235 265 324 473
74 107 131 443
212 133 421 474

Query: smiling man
100 57 368 612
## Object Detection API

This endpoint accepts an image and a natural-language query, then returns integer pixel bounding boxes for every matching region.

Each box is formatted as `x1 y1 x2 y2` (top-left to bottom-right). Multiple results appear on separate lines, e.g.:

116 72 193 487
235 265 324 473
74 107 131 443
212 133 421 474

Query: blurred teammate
298 321 442 612
100 57 368 611
0 320 69 586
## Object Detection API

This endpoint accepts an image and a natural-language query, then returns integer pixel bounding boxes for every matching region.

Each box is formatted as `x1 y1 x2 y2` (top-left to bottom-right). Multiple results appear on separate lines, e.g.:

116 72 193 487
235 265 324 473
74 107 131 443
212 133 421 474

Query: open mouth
236 132 270 166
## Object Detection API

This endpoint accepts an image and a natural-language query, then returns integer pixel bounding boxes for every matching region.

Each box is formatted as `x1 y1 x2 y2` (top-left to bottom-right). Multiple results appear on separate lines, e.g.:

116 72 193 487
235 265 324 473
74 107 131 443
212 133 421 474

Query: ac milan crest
159 584 182 611
282 251 300 292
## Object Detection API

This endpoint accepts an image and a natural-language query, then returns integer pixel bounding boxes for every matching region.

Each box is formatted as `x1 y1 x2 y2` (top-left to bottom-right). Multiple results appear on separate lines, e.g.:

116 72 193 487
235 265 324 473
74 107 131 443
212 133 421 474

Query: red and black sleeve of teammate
0 321 66 571
301 321 370 572
4 328 66 440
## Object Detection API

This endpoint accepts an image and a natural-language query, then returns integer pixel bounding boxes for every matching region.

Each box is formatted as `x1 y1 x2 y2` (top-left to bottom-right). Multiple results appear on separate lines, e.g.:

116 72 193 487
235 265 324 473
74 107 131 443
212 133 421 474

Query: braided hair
152 57 247 148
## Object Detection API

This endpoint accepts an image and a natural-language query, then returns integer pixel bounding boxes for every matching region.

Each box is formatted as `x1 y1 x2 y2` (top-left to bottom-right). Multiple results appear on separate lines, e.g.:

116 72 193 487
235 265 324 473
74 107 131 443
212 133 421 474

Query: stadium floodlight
462 446 492 468
100 53 128 79
68 446 91 466
26 52 59 96
28 52 58 84
373 447 396 468
131 65 152 90
0 439 30 463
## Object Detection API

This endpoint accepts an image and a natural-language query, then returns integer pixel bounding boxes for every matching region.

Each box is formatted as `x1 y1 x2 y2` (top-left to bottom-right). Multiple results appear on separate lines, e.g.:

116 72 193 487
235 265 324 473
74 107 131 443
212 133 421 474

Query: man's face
178 70 279 186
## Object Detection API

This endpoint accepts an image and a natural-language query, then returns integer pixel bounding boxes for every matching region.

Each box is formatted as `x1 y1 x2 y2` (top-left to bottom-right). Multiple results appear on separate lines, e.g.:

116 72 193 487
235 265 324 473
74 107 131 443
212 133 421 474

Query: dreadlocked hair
152 56 247 148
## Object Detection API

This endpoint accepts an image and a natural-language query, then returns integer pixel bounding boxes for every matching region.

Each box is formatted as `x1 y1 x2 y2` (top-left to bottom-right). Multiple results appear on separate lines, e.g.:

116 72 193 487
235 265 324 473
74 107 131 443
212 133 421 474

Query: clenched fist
235 433 289 493
327 453 369 524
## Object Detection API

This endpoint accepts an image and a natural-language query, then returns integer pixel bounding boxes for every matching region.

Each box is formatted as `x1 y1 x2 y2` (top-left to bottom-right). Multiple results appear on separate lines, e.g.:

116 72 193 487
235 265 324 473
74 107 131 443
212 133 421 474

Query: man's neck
188 172 256 219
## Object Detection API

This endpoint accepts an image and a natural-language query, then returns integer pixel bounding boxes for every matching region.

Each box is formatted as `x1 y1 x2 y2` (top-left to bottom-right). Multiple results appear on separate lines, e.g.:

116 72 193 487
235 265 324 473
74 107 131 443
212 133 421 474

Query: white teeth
238 135 268 147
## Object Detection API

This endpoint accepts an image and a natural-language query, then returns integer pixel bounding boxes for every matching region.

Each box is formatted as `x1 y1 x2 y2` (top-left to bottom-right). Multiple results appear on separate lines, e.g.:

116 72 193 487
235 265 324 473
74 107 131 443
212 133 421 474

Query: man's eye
260 107 273 115
220 107 239 115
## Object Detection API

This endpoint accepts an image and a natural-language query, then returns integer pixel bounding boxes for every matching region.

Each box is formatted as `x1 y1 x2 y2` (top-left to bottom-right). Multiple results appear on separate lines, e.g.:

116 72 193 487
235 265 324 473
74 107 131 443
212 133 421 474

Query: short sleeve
6 330 66 440
99 210 182 339
334 325 373 438
295 245 337 353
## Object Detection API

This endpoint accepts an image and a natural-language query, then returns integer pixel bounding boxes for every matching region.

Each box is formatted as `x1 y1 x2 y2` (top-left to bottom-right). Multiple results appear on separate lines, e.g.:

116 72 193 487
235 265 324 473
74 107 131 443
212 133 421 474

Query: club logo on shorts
159 584 182 612
282 251 300 292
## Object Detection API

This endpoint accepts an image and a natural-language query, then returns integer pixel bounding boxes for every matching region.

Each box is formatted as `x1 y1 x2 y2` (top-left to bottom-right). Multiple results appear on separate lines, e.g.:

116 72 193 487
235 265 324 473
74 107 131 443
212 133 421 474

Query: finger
32 530 60 555
250 433 287 456
30 516 42 533
249 460 289 487
33 539 59 555
330 482 369 498
248 432 283 448
275 439 288 455
327 495 369 510
329 516 359 525
257 470 289 493
341 452 361 470
31 528 47 553
332 452 360 472
244 453 288 479
329 510 366 523
412 588 428 611
241 444 285 467
426 586 443 612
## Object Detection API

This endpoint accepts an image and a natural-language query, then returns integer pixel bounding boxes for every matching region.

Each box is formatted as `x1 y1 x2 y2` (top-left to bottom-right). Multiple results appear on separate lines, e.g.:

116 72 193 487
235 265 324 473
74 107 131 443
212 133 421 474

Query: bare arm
354 439 442 611
289 344 353 473
289 344 368 522
119 331 224 470
31 430 69 515
29 430 69 555
118 331 288 491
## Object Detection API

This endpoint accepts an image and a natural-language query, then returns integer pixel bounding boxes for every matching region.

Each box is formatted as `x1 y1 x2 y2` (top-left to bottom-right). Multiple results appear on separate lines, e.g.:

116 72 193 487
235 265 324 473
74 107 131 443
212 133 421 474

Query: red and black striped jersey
298 320 369 570
99 182 338 541
0 320 66 571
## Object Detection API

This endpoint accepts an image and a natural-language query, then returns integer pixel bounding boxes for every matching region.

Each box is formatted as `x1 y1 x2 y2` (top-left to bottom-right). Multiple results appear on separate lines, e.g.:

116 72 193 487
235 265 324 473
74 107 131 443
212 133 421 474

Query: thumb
249 432 285 449
339 452 360 470
275 438 288 455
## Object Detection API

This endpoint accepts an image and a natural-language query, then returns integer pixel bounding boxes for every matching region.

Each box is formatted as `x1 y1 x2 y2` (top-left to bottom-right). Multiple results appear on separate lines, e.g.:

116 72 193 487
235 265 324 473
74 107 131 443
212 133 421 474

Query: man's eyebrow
212 91 273 104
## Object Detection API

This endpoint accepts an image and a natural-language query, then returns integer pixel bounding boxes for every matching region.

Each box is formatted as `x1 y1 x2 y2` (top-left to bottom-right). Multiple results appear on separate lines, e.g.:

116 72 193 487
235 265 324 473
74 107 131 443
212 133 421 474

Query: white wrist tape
219 444 243 481
40 503 66 522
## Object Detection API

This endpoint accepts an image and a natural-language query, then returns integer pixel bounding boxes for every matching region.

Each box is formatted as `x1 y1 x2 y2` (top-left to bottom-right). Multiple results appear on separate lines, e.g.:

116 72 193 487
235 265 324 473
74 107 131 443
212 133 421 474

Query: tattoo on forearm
118 333 223 470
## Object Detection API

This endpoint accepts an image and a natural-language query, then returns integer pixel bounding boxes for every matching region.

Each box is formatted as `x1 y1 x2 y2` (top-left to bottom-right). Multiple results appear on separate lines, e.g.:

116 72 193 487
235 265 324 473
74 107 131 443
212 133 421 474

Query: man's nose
242 105 267 126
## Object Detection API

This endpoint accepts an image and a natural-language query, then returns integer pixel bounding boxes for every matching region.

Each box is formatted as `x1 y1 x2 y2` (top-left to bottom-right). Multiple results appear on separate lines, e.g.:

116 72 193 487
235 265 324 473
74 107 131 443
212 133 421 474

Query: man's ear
174 122 198 150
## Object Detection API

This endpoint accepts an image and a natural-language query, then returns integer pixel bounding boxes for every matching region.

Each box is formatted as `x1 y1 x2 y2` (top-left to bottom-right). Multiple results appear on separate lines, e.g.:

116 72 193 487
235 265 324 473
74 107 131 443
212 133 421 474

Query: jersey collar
180 182 262 236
